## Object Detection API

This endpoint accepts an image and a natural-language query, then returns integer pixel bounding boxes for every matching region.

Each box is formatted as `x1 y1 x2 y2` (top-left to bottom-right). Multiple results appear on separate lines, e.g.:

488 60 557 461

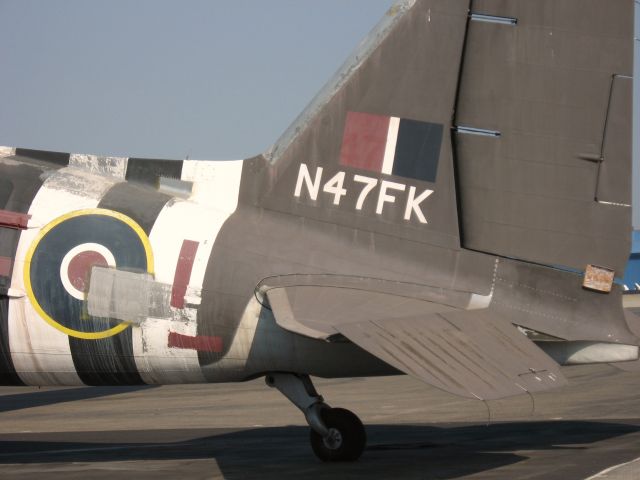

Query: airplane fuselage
1 153 404 386
1 151 636 388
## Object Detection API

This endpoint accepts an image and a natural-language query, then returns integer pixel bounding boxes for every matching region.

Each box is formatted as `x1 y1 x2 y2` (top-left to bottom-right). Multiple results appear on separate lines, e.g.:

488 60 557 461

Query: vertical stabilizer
248 0 469 250
244 0 633 277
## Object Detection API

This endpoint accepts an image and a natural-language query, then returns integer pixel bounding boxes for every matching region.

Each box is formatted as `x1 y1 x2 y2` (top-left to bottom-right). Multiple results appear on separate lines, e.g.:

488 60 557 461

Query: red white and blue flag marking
339 111 443 183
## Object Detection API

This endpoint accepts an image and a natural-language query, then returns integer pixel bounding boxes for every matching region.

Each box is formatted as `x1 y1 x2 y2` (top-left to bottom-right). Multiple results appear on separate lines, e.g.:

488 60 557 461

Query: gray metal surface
337 310 567 400
263 280 469 339
490 259 637 344
455 0 633 273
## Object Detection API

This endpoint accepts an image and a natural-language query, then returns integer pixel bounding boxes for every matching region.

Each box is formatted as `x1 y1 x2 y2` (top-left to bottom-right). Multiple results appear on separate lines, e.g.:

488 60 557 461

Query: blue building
622 231 640 291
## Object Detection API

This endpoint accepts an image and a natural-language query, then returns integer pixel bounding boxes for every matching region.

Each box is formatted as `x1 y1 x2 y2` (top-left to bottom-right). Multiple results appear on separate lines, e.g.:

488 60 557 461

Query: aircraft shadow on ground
0 421 638 479
0 385 159 413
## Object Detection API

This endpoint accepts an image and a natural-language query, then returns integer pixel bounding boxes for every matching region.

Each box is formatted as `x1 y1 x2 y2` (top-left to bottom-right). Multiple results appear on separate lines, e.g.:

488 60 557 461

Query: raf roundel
24 208 154 339
60 243 117 300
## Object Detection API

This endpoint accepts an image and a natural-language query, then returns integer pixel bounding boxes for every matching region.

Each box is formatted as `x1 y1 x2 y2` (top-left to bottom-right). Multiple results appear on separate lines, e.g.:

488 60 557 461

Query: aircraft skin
0 0 637 461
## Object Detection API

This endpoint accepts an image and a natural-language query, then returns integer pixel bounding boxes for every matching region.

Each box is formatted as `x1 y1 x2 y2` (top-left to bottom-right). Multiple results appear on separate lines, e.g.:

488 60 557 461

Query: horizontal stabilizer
265 285 460 339
337 310 567 400
265 283 566 400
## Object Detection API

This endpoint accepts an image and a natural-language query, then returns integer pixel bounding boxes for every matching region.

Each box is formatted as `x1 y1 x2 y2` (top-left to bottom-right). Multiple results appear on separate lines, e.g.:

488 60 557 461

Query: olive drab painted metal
0 0 636 406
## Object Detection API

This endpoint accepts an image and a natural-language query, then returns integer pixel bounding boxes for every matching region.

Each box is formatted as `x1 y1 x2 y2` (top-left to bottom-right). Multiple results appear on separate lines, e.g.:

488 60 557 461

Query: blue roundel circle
24 209 154 339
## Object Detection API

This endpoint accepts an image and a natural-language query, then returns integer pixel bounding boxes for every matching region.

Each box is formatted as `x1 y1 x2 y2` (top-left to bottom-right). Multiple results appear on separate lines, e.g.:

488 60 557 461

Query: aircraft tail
247 0 633 278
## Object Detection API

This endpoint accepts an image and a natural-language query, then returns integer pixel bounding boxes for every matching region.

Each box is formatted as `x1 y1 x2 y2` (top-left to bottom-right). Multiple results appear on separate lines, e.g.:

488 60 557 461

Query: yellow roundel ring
24 208 154 340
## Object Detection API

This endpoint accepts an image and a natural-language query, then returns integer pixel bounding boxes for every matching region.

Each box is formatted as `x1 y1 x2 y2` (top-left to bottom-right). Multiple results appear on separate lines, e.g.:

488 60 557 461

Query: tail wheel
309 407 366 462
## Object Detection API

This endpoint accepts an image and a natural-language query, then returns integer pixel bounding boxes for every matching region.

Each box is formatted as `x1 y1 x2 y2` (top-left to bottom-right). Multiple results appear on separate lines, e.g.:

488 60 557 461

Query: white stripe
381 117 400 175
132 160 243 384
181 159 243 208
9 167 119 386
132 200 214 384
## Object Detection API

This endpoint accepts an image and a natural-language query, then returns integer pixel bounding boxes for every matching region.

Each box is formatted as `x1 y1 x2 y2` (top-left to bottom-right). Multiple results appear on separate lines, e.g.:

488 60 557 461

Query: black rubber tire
309 407 366 462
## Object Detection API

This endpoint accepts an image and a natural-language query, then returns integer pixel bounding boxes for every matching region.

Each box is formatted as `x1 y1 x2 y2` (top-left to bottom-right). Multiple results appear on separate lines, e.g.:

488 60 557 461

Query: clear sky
1 0 638 226
0 0 394 160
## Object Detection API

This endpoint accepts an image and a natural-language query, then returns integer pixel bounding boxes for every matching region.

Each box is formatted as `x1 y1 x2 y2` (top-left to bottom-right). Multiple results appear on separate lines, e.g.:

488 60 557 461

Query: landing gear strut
265 373 366 462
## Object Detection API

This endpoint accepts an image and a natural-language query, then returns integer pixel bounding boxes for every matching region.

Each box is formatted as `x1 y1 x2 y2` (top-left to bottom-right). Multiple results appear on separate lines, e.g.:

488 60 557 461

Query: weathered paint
0 257 11 277
65 184 169 385
9 167 117 386
167 332 223 352
69 154 128 179
170 240 199 309
0 210 30 230
0 0 635 401
0 160 47 385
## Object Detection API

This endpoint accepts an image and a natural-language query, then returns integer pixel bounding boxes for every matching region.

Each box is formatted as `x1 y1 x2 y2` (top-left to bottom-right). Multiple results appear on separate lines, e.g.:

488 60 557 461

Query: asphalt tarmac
0 364 639 479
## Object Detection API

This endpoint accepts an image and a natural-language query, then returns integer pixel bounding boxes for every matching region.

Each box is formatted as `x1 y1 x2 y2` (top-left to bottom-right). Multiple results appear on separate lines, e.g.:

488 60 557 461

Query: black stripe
0 297 22 386
68 182 171 385
0 178 11 208
98 182 172 234
68 334 145 386
392 119 443 183
0 162 48 385
125 158 183 188
14 148 70 167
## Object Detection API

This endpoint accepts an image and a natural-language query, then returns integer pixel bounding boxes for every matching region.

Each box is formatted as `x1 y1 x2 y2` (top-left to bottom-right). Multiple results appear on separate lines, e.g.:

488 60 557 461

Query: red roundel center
67 251 108 292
